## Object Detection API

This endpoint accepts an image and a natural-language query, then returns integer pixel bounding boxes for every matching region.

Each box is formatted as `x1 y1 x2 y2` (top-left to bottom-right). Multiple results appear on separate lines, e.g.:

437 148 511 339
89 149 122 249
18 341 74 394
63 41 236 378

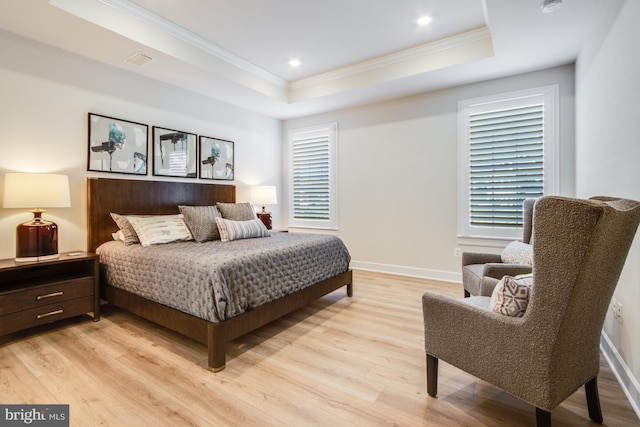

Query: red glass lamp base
256 212 272 230
15 216 59 262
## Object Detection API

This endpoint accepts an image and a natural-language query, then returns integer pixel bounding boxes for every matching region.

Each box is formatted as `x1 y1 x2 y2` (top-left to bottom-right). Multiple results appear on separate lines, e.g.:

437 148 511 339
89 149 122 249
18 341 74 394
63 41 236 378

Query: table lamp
250 185 277 230
3 173 71 262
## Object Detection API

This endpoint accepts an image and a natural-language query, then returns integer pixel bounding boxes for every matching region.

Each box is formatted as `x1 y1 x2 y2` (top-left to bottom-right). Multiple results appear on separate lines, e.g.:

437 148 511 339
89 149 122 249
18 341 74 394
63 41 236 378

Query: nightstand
0 252 100 336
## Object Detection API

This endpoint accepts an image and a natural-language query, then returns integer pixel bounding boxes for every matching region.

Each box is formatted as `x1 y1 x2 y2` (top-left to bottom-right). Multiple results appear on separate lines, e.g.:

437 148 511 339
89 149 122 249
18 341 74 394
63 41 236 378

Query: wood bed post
208 322 227 372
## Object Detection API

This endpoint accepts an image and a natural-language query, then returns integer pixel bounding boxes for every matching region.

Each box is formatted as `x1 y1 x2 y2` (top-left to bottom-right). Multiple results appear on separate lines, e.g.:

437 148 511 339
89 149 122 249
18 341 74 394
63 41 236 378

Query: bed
87 177 353 372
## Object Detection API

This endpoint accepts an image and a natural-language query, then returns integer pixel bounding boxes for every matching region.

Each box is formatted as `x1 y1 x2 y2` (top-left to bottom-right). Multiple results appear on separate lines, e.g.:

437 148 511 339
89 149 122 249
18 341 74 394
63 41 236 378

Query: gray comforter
96 232 351 322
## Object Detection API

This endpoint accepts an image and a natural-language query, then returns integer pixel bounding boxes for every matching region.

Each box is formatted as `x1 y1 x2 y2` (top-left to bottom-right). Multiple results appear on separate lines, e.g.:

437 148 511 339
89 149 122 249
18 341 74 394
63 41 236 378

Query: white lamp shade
250 185 277 205
3 173 71 209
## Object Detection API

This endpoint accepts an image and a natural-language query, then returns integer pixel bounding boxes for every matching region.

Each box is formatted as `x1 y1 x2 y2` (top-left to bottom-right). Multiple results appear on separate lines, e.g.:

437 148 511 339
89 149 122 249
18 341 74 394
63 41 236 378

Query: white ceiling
0 0 599 119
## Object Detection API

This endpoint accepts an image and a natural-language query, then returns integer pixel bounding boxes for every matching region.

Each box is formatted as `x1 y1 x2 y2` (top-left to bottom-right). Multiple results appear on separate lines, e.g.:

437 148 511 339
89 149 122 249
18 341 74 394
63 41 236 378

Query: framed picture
87 113 148 175
199 136 234 180
152 127 197 178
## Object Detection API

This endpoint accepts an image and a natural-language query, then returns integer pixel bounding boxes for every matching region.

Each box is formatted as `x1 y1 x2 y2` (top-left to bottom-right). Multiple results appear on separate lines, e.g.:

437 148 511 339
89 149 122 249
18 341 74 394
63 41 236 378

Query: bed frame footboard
104 270 353 372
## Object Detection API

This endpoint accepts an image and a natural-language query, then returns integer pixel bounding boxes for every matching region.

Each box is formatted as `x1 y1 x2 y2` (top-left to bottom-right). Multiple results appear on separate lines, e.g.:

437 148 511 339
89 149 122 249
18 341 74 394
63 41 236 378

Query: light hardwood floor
1 270 638 426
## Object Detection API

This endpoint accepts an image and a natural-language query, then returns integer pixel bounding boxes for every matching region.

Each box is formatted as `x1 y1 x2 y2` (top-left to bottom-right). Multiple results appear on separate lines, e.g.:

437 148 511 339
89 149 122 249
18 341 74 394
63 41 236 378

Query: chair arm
482 263 532 280
461 252 502 267
422 291 550 403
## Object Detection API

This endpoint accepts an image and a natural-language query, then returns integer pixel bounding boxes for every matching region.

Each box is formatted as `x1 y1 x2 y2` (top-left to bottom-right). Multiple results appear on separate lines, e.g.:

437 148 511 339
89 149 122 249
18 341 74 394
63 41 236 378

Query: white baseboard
350 260 462 283
600 332 640 419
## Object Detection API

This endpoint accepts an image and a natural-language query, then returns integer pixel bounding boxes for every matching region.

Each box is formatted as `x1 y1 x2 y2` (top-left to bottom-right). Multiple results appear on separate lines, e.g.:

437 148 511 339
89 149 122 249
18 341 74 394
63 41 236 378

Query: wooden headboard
87 177 236 252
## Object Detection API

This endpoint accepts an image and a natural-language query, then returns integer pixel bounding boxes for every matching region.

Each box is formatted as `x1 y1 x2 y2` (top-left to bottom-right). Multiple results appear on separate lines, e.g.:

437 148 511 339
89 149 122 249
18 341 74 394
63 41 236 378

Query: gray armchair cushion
462 198 537 296
462 260 532 296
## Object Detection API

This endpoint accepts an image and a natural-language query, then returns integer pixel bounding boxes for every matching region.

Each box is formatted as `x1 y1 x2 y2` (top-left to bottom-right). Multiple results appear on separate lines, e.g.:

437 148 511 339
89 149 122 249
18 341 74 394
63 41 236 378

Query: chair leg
585 376 603 423
426 354 438 397
535 408 551 427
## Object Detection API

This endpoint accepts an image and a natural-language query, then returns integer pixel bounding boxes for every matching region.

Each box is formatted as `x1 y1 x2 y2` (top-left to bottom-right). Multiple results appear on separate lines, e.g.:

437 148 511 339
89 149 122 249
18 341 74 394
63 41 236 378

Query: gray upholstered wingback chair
462 198 536 297
423 196 640 427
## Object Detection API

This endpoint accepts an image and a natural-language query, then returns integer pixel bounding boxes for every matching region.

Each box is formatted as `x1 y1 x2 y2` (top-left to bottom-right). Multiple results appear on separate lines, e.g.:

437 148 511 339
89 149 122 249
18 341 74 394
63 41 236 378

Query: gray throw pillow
216 202 257 221
178 205 222 242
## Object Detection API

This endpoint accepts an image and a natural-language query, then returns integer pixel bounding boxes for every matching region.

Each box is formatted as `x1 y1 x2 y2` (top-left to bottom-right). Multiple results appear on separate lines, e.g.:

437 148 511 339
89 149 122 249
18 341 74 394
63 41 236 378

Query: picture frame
87 113 148 175
152 127 197 178
199 136 234 181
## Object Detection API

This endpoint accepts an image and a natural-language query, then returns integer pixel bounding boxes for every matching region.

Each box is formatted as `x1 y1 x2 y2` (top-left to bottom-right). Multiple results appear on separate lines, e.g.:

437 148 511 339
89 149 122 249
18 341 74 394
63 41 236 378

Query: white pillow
214 217 269 242
111 229 125 241
126 214 193 246
490 274 534 317
501 241 533 265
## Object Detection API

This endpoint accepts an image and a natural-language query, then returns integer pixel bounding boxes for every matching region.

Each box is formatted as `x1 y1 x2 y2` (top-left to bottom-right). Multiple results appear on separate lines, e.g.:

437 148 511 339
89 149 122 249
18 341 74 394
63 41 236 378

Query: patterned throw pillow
178 205 222 242
490 274 534 317
214 217 269 242
110 213 143 245
126 214 193 246
501 240 533 265
216 202 257 221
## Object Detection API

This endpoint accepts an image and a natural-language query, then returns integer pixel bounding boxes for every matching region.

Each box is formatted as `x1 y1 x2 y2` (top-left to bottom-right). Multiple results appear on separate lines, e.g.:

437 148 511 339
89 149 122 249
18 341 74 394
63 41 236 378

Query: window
288 123 338 230
458 85 558 244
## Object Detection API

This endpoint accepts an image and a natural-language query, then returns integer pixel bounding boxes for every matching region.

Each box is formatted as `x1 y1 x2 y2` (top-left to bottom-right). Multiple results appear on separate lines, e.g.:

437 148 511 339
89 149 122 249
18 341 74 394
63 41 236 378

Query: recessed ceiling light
289 59 301 67
418 16 432 26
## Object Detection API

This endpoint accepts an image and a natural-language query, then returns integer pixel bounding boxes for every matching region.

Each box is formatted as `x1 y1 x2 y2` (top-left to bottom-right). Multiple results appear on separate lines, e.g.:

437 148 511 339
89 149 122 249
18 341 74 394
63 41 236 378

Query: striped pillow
214 217 269 242
126 214 193 246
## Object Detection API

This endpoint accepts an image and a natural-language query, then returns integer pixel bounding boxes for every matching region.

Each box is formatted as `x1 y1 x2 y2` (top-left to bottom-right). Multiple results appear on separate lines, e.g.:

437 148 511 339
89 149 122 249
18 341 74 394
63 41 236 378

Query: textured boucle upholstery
423 196 640 412
462 198 536 296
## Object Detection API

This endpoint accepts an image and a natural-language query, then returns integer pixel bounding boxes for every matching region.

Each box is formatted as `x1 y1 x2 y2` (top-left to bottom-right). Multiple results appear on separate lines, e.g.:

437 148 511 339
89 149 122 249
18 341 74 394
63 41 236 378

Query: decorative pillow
110 213 144 245
126 214 193 246
490 274 534 317
178 205 222 242
216 202 257 221
501 240 533 265
214 217 269 242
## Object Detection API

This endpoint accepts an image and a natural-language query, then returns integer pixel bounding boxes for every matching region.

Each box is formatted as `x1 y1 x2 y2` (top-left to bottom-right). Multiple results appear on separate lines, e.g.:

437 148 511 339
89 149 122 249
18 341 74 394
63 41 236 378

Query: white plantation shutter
288 123 338 229
292 136 330 220
458 85 558 242
469 104 544 227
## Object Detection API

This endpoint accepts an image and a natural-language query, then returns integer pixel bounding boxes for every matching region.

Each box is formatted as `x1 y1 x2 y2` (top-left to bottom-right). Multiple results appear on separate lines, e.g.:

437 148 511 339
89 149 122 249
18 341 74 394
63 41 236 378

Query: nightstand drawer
0 277 94 316
0 296 94 335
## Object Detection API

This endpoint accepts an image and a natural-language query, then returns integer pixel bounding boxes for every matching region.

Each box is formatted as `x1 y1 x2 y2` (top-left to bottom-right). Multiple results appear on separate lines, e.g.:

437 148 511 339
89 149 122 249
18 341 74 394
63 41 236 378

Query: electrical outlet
612 298 623 324
454 248 462 257
615 302 623 324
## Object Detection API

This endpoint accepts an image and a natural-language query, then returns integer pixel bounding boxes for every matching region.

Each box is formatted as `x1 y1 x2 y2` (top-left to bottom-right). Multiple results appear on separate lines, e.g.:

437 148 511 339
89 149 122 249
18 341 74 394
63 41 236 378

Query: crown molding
99 0 288 88
289 27 492 90
49 0 493 107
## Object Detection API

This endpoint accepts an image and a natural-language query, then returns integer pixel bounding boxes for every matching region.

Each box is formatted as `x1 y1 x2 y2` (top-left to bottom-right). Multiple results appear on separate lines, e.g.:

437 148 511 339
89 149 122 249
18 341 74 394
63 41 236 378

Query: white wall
283 65 575 281
0 30 283 260
575 0 640 413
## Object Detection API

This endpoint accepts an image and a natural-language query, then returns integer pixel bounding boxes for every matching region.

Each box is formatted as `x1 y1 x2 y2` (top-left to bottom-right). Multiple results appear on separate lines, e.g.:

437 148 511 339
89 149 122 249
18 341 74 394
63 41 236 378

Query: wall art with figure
87 113 148 175
152 126 197 178
199 136 234 180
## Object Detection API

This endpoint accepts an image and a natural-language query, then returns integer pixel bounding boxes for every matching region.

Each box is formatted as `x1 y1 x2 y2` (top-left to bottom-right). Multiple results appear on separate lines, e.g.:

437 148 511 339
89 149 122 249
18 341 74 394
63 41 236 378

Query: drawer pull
37 309 64 319
37 291 64 300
